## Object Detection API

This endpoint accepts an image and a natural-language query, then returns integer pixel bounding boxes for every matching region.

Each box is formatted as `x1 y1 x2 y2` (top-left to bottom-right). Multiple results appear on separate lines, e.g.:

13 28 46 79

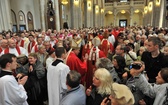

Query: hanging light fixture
144 6 148 13
144 0 148 14
121 10 126 14
95 5 99 14
148 1 153 11
108 11 112 14
61 0 68 5
156 0 160 6
87 1 91 10
74 0 79 5
101 9 104 13
134 9 139 13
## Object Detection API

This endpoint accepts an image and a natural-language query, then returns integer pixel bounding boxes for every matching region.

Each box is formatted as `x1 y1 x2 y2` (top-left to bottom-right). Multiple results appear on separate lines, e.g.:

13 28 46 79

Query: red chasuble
100 39 114 56
66 52 87 85
85 47 106 88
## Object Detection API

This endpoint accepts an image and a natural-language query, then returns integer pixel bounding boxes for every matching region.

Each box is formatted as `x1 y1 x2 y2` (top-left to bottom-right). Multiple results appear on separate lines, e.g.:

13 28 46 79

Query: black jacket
141 51 168 83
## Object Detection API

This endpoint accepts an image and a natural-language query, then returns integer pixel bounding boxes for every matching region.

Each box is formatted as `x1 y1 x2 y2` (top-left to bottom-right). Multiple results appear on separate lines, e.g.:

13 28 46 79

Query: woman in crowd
101 83 135 105
112 55 126 83
86 68 113 105
95 57 120 83
138 68 168 105
17 53 46 105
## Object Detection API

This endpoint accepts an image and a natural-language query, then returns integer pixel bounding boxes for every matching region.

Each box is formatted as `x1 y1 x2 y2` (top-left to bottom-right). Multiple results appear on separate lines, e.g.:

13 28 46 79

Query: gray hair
95 58 113 70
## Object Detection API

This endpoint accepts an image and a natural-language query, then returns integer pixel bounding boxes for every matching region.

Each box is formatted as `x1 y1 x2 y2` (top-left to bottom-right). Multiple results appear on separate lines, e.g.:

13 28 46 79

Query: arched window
27 11 34 31
11 9 17 32
18 10 26 31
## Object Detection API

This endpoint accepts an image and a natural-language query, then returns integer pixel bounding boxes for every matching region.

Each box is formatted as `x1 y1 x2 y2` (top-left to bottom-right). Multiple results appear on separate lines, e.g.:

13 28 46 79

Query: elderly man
0 39 28 56
66 37 88 85
0 39 8 53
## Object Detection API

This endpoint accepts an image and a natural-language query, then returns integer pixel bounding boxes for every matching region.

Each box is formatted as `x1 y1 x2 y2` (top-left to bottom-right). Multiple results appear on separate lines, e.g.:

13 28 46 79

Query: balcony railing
105 0 144 7
117 2 130 6
105 3 113 7
134 1 144 5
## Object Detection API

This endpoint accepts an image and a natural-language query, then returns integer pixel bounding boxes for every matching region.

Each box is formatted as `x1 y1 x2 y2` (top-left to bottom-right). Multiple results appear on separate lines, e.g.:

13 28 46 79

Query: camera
130 63 142 70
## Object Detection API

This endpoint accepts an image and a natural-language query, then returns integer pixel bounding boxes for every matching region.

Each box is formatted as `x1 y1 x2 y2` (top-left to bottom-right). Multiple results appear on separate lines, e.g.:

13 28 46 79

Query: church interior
0 0 167 32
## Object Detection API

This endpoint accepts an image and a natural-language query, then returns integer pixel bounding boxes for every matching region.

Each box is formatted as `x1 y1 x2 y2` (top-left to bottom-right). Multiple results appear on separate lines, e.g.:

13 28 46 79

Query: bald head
0 39 8 49
8 39 16 48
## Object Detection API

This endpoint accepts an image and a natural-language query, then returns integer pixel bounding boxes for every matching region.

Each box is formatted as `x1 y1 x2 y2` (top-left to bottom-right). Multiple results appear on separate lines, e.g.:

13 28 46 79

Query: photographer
125 61 147 105
138 68 168 105
127 64 168 105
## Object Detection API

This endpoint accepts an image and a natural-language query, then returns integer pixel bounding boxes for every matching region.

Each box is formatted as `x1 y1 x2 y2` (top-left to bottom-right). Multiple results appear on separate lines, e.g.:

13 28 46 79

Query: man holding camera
126 61 146 105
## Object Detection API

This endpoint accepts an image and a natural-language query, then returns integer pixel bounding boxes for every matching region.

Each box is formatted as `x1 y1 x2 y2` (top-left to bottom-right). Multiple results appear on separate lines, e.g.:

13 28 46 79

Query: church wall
132 13 143 26
10 0 41 31
104 14 113 26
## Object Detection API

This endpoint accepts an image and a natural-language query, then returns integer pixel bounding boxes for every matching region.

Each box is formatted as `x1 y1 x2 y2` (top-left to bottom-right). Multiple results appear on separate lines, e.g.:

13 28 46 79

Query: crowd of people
0 26 168 105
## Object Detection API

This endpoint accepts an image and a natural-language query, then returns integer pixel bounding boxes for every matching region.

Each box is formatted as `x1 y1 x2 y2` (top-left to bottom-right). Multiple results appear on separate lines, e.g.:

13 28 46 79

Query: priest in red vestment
81 33 93 61
66 38 87 85
85 36 106 88
100 31 114 57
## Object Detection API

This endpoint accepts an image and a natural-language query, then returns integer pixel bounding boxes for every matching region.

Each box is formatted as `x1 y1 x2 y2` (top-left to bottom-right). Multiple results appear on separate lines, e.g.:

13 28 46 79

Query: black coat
86 85 109 105
141 51 168 83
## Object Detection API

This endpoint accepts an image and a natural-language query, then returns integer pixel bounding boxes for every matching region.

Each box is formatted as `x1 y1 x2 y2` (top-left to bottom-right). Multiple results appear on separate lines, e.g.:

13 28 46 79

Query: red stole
4 46 21 55
16 40 24 47
28 41 36 53
0 47 2 53
34 45 39 52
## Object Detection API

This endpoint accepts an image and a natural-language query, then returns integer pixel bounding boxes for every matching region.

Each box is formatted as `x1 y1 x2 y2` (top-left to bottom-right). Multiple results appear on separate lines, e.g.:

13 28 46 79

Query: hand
122 72 127 79
29 65 33 72
86 86 92 96
83 53 88 61
16 73 24 79
139 99 146 105
108 49 112 54
101 97 109 105
130 61 145 76
18 76 28 85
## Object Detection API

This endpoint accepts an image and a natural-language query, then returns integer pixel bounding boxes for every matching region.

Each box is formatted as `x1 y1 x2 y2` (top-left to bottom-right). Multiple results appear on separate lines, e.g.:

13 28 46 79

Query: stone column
0 1 4 32
86 0 93 27
73 3 78 28
94 5 100 27
113 8 117 26
130 7 133 26
69 0 82 29
159 0 164 27
78 1 82 28
101 11 104 27
39 0 46 31
0 0 11 31
54 0 61 31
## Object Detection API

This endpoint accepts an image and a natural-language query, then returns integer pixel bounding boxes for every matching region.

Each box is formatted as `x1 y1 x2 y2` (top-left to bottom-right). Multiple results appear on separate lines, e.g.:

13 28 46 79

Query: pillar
54 0 61 31
0 0 11 31
39 0 46 31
